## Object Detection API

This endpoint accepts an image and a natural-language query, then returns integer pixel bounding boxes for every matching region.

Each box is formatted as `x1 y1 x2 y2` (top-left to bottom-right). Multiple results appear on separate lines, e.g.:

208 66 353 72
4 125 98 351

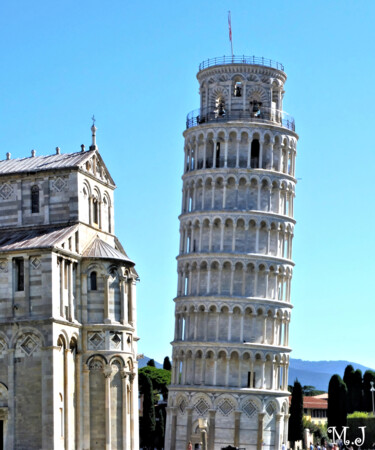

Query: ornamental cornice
171 341 292 354
176 252 295 267
178 210 296 226
183 121 298 140
182 168 297 185
197 65 286 84
174 296 293 310
168 385 291 397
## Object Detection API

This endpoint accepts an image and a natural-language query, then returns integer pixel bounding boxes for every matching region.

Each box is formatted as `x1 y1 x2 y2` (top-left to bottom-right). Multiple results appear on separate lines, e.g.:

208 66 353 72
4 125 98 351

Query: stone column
235 139 240 168
275 413 283 450
68 262 74 321
212 140 217 169
262 315 267 343
203 141 207 169
75 352 82 450
259 140 263 169
6 349 14 450
168 407 177 450
130 279 137 329
250 361 254 388
81 273 88 323
220 221 225 251
103 274 110 323
224 139 228 168
186 407 193 445
213 357 217 385
211 182 215 209
234 411 242 447
208 409 216 450
120 276 128 324
283 414 290 447
257 412 266 450
60 258 64 317
270 141 274 169
208 222 213 250
82 363 90 449
247 139 251 168
129 373 136 450
227 311 232 341
222 181 227 208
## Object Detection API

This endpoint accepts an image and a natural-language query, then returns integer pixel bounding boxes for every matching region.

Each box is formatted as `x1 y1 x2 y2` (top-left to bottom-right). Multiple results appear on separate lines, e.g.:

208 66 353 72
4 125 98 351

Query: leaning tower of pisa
165 56 298 450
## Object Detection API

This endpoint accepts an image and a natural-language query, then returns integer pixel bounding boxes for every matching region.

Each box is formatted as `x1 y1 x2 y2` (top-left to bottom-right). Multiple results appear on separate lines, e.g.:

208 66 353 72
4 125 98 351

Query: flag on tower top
228 11 233 57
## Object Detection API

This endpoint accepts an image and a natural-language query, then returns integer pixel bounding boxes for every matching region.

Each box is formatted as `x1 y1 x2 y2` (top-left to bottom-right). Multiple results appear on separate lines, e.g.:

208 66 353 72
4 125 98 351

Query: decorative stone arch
209 86 228 110
11 326 45 348
86 353 108 366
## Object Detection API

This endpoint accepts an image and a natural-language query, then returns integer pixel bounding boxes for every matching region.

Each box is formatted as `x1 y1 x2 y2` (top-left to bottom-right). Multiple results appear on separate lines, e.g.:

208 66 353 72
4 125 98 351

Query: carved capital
103 364 112 378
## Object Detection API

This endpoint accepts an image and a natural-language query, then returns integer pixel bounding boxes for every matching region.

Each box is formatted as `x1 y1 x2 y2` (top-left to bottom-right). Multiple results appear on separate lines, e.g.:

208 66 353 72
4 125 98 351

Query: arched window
234 81 242 97
250 139 260 168
90 271 97 291
31 185 39 213
93 198 99 225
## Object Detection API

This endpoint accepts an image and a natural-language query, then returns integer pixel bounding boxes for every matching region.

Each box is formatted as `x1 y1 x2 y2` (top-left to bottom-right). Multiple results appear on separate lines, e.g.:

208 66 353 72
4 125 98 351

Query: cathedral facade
165 56 298 450
0 128 139 449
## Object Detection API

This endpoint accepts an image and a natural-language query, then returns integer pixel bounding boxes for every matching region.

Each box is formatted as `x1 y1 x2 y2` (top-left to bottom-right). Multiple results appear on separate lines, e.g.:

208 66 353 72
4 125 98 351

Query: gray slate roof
82 237 134 265
0 225 78 252
0 150 94 175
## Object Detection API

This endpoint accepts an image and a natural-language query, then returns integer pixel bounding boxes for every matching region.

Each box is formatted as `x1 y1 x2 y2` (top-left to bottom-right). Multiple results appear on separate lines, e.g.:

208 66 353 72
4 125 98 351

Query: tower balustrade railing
186 106 295 131
199 55 284 71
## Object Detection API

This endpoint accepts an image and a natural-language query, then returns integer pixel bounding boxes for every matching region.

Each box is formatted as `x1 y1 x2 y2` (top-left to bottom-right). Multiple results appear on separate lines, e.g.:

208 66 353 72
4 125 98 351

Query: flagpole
228 11 234 58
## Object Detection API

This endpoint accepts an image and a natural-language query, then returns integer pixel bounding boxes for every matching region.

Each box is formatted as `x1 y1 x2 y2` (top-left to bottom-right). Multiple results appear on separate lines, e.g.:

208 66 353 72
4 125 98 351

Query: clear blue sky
1 1 375 371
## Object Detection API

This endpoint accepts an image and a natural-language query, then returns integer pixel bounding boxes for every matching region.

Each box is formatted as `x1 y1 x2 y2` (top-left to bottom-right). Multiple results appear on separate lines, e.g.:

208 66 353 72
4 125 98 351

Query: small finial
81 144 85 152
90 115 97 150
31 149 36 157
6 152 11 160
56 147 60 155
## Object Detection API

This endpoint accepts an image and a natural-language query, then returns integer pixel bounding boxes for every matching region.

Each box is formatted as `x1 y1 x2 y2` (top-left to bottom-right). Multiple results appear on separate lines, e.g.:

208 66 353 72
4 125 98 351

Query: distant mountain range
139 356 374 392
289 359 375 391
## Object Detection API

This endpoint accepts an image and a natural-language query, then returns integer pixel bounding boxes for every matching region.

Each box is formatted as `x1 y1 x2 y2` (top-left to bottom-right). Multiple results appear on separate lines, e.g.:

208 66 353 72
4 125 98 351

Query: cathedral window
93 198 99 225
31 185 39 213
90 271 97 291
14 258 24 291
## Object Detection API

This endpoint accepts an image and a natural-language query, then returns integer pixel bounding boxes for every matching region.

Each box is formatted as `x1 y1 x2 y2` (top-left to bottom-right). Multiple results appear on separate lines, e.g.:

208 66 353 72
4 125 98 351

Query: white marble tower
165 56 298 450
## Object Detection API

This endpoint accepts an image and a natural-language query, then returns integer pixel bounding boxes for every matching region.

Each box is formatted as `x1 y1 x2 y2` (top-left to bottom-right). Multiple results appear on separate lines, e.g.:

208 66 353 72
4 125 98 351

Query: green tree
147 358 155 367
343 365 355 413
163 356 172 371
352 369 363 412
139 365 171 400
288 380 304 447
363 370 375 412
155 406 165 450
328 374 347 429
139 372 156 449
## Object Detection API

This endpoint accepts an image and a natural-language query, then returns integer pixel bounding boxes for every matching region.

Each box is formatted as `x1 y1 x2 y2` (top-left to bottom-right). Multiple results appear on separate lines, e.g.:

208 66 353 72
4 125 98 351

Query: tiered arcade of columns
165 56 298 450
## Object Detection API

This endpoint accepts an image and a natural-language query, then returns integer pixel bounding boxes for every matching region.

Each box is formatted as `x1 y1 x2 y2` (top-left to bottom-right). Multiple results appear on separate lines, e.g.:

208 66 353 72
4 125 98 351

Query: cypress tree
163 356 172 371
343 365 354 413
140 372 156 449
352 369 363 412
363 370 375 412
288 380 304 447
147 358 156 367
328 374 347 430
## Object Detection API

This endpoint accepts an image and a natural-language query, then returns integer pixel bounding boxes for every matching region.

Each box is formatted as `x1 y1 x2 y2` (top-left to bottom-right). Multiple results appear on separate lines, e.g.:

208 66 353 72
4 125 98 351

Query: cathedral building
165 56 298 450
0 126 139 449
